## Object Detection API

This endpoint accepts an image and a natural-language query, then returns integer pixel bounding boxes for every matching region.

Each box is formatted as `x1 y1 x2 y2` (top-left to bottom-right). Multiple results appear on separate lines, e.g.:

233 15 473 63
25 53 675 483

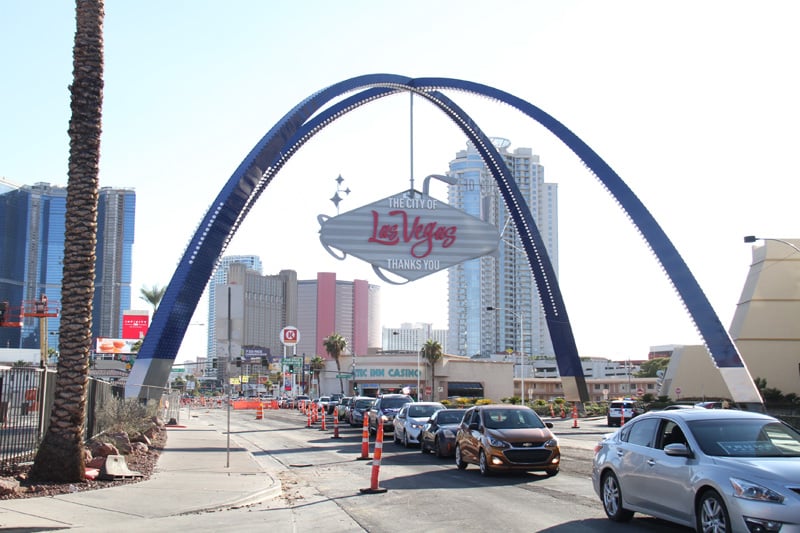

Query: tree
139 284 166 315
31 0 105 483
420 339 443 401
634 357 670 378
309 356 326 397
323 334 347 394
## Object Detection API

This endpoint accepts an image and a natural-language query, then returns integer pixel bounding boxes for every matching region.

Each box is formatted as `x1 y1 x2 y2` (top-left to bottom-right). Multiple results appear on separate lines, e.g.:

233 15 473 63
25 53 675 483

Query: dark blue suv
367 394 414 435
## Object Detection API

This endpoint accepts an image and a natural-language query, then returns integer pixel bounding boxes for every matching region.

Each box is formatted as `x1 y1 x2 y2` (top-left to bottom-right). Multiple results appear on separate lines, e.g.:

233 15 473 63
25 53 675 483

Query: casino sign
318 189 500 283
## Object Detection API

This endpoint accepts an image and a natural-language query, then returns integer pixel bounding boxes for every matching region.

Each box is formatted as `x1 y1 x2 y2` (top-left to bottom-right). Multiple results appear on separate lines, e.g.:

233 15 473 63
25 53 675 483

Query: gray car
592 409 800 533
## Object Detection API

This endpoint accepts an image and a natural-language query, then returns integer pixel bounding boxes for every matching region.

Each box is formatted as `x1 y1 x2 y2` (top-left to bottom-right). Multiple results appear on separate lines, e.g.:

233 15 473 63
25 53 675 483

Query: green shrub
96 396 159 435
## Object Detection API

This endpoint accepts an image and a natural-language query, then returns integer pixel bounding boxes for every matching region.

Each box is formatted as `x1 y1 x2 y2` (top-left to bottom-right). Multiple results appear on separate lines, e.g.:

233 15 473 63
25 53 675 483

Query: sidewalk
0 409 279 531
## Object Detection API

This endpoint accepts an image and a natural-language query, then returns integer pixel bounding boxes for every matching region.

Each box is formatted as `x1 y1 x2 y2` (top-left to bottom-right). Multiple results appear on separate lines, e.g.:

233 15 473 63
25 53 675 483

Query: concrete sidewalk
0 409 279 531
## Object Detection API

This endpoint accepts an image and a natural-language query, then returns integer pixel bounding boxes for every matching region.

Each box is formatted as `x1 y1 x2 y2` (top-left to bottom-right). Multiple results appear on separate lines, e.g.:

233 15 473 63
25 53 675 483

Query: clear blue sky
2 1 799 362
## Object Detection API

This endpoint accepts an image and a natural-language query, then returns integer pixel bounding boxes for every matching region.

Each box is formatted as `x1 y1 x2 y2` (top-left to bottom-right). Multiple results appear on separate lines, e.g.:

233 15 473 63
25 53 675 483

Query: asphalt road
179 407 693 533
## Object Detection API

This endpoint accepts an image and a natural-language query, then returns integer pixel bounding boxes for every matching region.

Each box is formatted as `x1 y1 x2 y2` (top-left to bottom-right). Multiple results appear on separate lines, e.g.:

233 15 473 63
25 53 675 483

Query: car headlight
410 422 423 429
730 477 784 503
381 415 389 422
486 435 510 448
544 438 559 448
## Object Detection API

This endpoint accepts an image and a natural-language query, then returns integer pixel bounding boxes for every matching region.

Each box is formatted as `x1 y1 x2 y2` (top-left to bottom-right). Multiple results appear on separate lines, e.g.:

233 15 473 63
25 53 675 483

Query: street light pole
487 306 525 404
744 235 800 255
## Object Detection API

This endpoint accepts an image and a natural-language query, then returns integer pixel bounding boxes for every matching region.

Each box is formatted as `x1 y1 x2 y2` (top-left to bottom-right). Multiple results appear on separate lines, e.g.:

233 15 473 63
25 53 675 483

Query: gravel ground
0 428 166 499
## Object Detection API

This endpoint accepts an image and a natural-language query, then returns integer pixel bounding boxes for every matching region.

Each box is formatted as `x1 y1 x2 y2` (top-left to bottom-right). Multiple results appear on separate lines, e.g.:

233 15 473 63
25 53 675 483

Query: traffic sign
636 388 644 396
335 373 353 379
280 326 300 346
283 357 303 367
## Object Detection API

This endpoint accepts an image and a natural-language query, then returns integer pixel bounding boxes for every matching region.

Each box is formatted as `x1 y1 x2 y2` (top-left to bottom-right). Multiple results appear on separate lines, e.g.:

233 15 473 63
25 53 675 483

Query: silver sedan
592 408 800 532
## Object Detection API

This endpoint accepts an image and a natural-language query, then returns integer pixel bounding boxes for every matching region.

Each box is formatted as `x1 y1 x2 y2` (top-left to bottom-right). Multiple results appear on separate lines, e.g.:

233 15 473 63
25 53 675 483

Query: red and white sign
318 190 500 283
280 326 300 346
122 311 150 340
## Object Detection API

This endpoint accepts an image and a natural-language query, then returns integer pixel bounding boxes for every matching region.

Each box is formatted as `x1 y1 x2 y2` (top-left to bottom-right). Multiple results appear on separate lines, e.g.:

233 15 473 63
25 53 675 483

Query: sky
2 1 799 363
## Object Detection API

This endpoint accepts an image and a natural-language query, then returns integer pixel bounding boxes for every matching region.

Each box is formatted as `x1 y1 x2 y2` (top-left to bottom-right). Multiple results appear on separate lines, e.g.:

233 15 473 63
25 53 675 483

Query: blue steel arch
126 74 761 407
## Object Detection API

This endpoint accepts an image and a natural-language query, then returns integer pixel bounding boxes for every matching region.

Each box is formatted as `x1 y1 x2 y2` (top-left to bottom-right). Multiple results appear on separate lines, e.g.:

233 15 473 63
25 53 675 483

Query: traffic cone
357 413 371 460
571 404 579 428
320 407 327 431
331 407 342 439
360 417 388 494
620 409 625 426
550 404 555 418
255 401 263 420
307 409 312 428
560 407 566 418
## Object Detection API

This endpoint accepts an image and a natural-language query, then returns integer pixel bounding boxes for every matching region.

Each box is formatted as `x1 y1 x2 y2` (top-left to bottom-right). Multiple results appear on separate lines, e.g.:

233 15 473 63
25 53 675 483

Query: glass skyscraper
446 139 558 359
0 181 135 350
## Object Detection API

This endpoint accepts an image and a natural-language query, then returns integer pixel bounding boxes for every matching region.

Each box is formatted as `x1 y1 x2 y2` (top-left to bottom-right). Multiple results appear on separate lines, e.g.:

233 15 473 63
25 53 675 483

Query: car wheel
697 489 730 533
601 471 634 522
420 439 427 454
403 432 410 448
434 437 443 458
545 467 559 477
455 445 467 470
393 430 400 444
478 450 493 476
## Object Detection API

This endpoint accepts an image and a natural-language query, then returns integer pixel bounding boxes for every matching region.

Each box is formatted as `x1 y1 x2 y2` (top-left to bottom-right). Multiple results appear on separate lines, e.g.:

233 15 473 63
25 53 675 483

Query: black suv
367 394 414 435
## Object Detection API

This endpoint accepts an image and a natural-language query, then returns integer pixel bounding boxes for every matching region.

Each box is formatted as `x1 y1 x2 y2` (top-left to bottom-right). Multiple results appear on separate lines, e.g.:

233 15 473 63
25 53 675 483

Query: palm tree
420 339 443 401
31 0 105 483
139 284 166 315
323 333 347 394
309 356 326 397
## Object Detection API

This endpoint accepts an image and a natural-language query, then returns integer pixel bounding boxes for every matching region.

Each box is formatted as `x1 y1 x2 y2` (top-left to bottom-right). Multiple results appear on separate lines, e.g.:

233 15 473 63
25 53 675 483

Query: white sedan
392 402 444 447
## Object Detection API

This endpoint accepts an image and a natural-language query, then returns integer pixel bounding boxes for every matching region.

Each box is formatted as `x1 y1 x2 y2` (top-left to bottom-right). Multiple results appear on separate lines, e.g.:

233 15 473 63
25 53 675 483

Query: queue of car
279 391 800 531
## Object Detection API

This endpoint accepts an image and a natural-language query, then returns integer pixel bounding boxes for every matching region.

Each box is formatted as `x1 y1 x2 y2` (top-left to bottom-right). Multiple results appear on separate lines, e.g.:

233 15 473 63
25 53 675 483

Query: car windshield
408 405 440 418
437 411 464 425
688 419 800 457
381 397 411 409
483 409 545 429
355 399 374 409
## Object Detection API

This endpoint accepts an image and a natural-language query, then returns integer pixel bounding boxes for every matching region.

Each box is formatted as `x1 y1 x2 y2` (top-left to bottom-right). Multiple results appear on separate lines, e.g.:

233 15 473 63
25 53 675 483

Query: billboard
96 337 138 354
318 190 500 283
122 310 150 340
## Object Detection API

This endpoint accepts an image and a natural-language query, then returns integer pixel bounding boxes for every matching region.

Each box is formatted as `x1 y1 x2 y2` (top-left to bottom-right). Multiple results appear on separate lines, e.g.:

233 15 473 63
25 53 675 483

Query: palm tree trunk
31 0 104 482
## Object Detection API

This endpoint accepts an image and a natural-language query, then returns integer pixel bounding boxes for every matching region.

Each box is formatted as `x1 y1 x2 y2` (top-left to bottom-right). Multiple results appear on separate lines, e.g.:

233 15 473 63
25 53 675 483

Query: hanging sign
318 190 500 284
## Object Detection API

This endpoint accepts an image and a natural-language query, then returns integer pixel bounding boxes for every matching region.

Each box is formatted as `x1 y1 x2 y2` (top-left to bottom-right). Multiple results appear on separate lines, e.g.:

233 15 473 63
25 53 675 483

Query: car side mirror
545 422 553 429
469 421 480 430
664 443 692 458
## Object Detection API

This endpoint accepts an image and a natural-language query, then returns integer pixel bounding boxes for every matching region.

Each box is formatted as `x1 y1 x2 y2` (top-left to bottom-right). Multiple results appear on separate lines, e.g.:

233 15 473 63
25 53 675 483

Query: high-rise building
446 139 558 359
382 323 448 353
295 273 381 363
206 255 263 360
0 181 135 350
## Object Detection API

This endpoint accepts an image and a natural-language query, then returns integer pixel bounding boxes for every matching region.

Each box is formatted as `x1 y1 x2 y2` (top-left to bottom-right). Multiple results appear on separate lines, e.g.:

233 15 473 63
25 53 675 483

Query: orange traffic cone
331 407 342 439
571 404 579 428
320 407 327 431
255 401 263 420
357 413 371 460
360 417 388 494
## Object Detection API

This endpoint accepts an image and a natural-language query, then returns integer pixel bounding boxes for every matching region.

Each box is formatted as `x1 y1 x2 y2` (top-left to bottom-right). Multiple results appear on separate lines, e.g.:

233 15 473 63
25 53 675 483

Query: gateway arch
126 74 762 409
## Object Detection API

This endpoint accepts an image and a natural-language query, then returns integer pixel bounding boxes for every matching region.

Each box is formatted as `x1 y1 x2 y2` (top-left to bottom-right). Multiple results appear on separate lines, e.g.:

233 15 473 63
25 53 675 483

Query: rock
130 432 152 446
89 441 119 458
0 477 21 496
130 442 149 454
86 456 106 469
106 432 132 454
